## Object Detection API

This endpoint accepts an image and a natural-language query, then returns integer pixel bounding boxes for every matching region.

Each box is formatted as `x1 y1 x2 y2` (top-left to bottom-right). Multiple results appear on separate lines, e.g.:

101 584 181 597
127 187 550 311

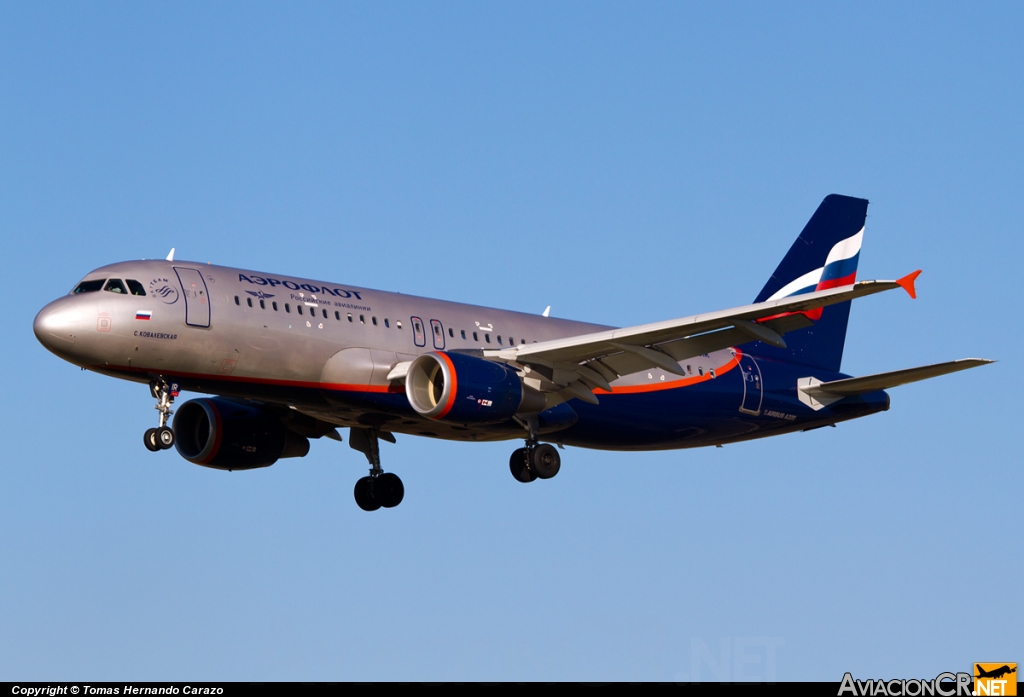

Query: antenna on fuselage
542 306 551 317
166 248 175 261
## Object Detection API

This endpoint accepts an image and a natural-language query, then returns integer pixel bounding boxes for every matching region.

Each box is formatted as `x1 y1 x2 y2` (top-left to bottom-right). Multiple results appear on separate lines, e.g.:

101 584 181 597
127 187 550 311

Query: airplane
33 194 992 511
976 665 1016 680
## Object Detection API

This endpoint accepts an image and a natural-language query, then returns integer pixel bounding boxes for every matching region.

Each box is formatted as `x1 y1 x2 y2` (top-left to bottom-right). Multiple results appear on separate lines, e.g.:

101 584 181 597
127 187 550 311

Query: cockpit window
126 279 146 296
103 279 127 294
73 279 105 294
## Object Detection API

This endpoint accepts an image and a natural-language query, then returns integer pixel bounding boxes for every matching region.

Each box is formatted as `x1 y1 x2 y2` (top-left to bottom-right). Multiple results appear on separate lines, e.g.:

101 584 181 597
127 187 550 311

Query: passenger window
347 313 353 322
396 320 403 329
335 311 340 320
103 279 127 294
126 280 146 296
497 335 502 344
509 337 515 346
323 309 328 319
521 339 526 344
485 333 491 343
461 330 466 339
473 332 478 341
372 316 378 326
298 305 303 315
385 318 390 328
272 302 278 311
234 296 240 305
73 279 105 294
360 315 365 324
448 328 453 338
260 300 265 309
285 303 291 313
247 298 253 307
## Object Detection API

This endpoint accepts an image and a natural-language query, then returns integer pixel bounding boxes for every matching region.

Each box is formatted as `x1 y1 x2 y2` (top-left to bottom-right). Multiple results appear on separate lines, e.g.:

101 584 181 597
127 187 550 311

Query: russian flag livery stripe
136 311 152 320
766 227 863 301
816 227 863 290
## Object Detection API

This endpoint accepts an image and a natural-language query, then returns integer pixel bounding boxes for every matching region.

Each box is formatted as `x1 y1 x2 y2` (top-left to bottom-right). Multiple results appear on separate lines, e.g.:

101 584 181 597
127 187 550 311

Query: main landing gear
143 379 178 452
349 427 404 511
509 440 561 483
508 415 562 484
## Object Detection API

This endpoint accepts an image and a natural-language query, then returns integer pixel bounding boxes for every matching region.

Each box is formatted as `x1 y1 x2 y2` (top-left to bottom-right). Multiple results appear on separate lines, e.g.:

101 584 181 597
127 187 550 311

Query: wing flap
802 358 994 398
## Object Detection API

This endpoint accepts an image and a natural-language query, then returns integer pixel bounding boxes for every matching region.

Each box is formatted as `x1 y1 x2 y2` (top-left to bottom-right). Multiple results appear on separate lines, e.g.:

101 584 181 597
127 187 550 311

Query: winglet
542 306 551 318
896 269 922 299
166 248 176 262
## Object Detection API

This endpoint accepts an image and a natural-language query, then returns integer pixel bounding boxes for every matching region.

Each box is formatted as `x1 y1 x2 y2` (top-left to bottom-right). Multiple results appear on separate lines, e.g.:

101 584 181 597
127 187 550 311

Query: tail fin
749 194 868 372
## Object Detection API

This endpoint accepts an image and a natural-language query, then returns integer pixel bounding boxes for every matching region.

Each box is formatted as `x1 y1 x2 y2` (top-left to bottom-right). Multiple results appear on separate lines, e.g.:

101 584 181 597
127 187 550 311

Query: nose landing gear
143 379 178 452
350 427 404 511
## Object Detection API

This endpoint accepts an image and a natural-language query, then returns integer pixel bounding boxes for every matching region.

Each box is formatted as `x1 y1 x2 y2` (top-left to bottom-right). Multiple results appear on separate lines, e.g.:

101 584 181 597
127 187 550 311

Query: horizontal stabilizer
802 358 993 399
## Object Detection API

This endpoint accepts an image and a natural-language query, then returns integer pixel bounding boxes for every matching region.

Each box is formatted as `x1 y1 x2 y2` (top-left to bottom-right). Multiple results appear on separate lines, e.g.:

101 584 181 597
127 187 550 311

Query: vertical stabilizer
748 194 868 372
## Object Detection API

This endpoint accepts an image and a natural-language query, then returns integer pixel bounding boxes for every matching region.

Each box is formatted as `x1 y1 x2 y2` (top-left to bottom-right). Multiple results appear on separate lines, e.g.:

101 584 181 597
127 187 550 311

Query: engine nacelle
406 351 544 424
172 398 310 470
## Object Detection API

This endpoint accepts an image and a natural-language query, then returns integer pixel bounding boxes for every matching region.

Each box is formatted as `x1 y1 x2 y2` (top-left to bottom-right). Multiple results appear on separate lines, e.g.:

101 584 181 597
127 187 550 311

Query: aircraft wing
482 275 919 403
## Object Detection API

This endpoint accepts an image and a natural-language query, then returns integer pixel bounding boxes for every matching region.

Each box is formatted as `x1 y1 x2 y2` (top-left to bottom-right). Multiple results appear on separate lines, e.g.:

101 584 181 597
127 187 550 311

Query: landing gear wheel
375 472 405 508
146 379 178 452
143 428 160 452
156 426 174 450
509 447 537 483
354 476 381 512
531 443 561 479
349 428 403 511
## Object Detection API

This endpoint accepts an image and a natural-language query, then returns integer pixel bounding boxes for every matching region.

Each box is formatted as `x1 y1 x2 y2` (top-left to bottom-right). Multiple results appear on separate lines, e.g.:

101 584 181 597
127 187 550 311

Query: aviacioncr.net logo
839 672 973 697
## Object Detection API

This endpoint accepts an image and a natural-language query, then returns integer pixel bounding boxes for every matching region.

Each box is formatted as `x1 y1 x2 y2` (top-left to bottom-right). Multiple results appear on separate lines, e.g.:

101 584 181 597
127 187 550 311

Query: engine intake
406 351 544 424
172 398 310 470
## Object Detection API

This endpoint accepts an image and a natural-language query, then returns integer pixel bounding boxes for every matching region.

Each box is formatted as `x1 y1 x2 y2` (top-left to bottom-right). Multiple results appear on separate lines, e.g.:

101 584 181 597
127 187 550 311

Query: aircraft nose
34 299 82 352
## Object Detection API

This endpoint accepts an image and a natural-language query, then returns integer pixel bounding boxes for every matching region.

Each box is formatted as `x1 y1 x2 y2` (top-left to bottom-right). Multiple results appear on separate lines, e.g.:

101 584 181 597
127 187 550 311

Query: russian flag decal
135 310 152 321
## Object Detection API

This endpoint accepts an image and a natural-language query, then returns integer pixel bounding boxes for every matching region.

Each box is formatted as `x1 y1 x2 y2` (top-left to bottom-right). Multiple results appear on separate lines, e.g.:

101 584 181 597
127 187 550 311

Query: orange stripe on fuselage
321 383 404 394
99 350 739 402
94 364 405 394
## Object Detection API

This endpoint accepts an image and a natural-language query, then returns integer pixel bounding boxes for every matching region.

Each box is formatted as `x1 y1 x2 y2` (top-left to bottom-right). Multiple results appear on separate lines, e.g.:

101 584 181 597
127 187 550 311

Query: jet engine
172 397 310 470
405 351 545 424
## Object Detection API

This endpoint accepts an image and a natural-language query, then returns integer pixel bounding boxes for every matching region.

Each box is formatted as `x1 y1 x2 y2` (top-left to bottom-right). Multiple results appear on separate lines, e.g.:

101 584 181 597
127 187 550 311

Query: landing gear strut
509 417 562 483
349 427 404 511
143 379 178 452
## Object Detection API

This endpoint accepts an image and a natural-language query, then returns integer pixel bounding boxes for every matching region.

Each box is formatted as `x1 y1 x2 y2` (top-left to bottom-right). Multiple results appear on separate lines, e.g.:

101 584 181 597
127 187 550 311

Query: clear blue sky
1 2 1019 681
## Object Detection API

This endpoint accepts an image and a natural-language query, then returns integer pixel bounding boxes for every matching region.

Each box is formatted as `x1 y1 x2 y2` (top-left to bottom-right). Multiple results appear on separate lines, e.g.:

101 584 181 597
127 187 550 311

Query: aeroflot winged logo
245 290 275 300
238 273 364 300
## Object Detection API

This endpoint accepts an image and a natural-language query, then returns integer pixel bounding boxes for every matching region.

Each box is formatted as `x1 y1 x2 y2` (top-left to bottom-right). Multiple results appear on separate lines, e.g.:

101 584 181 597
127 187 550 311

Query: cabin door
738 352 763 415
174 267 211 328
